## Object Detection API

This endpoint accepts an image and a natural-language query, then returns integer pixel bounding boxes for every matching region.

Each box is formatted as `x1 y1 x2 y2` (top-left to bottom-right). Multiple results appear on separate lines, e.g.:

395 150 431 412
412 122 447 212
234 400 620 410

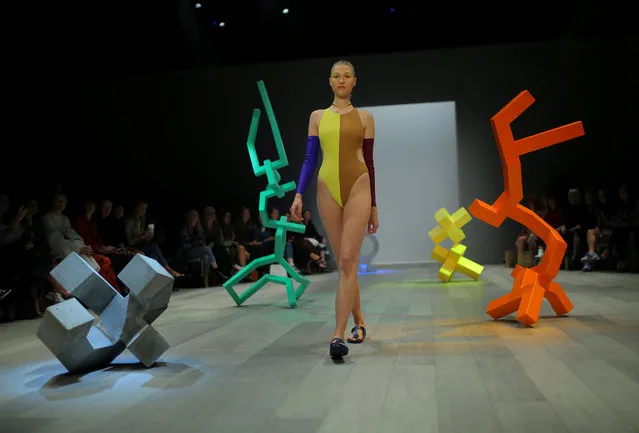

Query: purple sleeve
296 136 320 195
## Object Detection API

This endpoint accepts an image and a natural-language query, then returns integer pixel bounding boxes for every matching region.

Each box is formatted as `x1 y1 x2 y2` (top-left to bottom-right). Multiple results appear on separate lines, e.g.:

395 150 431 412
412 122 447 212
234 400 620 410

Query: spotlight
390 7 395 12
282 8 289 14
219 22 225 27
195 2 201 8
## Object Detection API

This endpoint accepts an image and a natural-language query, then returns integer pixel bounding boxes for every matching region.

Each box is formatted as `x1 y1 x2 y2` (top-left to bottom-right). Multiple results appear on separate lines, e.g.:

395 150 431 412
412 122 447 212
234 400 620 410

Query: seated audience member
544 196 565 231
125 200 182 277
203 206 239 275
560 188 584 261
179 210 228 283
301 209 327 266
233 207 268 262
596 189 615 229
253 207 300 271
0 193 26 247
285 210 327 271
42 193 123 294
515 197 539 266
579 190 601 271
252 211 276 253
536 195 548 219
221 211 248 267
0 195 48 319
602 184 635 270
75 200 135 273
95 200 128 247
94 199 114 238
15 199 59 314
147 214 168 246
534 195 565 257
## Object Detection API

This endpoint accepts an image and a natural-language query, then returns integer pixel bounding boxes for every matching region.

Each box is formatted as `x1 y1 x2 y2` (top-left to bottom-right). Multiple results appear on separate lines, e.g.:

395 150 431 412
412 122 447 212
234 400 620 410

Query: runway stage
1 264 638 433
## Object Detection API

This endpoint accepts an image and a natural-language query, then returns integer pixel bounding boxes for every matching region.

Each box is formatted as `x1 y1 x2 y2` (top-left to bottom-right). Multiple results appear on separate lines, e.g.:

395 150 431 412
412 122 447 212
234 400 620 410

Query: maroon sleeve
363 138 376 207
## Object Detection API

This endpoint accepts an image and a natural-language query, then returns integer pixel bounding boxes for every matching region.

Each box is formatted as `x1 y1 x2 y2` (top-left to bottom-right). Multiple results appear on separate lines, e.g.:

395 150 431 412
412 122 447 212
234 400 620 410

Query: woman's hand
290 195 303 221
15 205 29 221
367 207 379 234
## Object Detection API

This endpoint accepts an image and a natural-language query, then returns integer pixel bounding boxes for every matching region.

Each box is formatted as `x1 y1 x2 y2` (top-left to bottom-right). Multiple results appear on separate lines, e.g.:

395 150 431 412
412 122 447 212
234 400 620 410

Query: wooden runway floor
1 264 638 433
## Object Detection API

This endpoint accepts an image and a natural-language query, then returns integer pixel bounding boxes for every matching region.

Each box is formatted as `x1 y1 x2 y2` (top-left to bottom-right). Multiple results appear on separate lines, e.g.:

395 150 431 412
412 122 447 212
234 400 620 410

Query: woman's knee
338 252 358 274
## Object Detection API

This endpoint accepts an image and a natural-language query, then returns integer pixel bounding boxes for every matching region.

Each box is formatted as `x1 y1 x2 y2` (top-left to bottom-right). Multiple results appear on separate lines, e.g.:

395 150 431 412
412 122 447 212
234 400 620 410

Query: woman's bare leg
351 282 365 326
515 236 526 265
326 176 370 341
587 229 598 253
29 285 42 316
340 176 370 340
237 245 247 266
47 274 70 298
322 234 364 330
317 179 344 334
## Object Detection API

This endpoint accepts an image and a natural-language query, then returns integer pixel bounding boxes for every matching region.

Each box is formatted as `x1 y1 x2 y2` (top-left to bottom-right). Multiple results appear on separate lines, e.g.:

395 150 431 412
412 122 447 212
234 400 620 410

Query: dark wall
10 35 636 263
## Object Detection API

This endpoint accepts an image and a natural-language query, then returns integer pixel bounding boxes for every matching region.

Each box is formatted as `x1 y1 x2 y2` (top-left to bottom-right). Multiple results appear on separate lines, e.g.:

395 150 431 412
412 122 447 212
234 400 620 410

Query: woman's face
136 202 148 215
619 185 629 201
85 202 96 214
329 64 356 98
597 189 605 202
52 194 67 212
101 200 112 217
189 212 199 227
224 213 231 224
584 191 593 205
207 208 216 221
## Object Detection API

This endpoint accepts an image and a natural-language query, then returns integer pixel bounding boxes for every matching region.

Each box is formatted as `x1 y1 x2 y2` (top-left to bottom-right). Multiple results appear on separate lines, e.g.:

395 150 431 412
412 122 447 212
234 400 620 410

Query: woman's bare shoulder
310 109 327 119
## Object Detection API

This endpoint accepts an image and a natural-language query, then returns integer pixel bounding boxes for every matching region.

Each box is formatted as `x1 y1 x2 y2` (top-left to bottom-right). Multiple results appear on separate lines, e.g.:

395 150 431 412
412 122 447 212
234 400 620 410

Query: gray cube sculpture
37 252 174 373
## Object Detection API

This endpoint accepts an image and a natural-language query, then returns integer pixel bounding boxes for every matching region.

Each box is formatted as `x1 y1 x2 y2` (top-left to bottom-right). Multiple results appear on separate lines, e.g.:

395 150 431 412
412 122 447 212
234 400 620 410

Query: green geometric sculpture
223 80 310 308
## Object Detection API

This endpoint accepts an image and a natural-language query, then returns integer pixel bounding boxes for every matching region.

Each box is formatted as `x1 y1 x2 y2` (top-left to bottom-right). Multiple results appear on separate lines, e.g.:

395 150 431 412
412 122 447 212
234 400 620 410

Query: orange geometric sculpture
469 90 585 326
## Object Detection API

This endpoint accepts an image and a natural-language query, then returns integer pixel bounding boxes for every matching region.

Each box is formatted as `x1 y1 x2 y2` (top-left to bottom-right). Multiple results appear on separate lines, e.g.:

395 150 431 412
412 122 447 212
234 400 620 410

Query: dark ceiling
55 0 634 75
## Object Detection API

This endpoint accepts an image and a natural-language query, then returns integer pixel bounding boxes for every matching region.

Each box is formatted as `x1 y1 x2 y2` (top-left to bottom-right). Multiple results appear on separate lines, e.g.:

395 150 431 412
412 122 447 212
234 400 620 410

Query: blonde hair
568 188 582 205
331 60 356 76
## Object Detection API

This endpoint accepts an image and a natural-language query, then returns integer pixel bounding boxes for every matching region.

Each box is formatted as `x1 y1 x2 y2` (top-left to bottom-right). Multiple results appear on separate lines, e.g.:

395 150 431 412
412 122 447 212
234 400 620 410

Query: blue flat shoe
347 325 367 344
329 337 349 358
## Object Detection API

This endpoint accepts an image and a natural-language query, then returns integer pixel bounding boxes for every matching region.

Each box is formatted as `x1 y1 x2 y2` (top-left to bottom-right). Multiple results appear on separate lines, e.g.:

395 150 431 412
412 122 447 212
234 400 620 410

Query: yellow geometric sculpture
428 207 472 244
429 207 484 282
